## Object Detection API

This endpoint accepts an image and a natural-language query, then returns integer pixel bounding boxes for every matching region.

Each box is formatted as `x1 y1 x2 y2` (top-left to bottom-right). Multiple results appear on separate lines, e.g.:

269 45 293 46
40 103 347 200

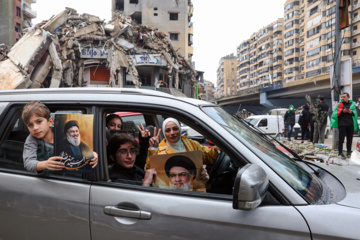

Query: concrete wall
113 0 190 60
0 0 14 46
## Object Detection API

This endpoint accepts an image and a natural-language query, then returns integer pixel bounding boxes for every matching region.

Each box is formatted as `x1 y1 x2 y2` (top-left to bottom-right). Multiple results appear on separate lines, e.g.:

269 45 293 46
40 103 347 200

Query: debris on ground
280 140 351 166
0 8 197 93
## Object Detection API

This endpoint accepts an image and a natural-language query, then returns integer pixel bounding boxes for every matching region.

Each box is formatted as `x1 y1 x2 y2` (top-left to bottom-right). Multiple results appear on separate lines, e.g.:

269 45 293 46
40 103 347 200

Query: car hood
316 162 360 209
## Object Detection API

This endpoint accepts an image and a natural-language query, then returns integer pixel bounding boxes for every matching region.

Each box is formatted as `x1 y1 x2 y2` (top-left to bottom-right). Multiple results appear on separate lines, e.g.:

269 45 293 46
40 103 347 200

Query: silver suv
0 88 359 240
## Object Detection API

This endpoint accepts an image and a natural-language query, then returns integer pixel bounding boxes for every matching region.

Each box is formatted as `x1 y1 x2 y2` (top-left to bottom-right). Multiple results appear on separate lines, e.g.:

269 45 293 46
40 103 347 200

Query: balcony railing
23 5 37 18
353 3 360 11
352 42 360 48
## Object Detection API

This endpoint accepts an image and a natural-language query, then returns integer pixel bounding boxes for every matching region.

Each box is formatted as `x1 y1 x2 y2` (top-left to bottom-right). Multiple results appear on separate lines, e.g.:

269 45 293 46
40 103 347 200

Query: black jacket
338 101 355 127
109 164 145 184
299 107 311 127
284 110 296 125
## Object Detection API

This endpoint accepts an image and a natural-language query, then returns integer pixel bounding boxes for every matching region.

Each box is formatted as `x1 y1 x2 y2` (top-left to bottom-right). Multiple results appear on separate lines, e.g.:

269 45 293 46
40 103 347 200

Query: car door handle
104 206 152 220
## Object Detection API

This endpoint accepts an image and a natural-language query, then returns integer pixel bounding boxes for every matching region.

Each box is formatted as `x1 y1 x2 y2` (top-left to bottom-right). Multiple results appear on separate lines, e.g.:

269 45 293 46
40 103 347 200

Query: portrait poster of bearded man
54 114 94 172
150 150 205 192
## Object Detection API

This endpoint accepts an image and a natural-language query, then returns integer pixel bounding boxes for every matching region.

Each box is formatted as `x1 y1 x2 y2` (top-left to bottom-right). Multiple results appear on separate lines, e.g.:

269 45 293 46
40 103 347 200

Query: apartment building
237 19 285 94
231 0 358 98
112 0 194 62
198 80 215 102
0 0 36 46
216 54 237 98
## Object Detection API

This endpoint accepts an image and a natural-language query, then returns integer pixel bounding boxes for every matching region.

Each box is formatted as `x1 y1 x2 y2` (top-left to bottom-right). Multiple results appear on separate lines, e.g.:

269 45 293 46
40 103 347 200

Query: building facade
216 54 237 98
112 0 194 62
237 18 284 95
223 0 358 99
0 0 36 46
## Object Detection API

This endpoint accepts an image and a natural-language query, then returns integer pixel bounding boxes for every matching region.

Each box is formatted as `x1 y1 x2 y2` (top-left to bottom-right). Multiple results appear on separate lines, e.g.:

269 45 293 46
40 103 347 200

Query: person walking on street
313 96 329 144
330 92 359 159
284 105 296 141
299 104 311 143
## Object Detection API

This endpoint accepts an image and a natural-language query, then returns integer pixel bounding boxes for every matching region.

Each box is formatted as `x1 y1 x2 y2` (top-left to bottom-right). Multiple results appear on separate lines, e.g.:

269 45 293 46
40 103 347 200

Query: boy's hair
107 133 139 158
22 101 51 125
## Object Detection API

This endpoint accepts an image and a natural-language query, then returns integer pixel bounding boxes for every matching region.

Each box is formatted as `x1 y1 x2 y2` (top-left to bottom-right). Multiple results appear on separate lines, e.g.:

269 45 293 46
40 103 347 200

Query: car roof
0 88 214 107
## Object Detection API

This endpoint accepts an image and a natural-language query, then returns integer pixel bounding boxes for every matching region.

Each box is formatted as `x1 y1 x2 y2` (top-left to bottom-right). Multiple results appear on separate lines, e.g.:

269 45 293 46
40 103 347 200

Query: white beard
67 134 81 147
170 181 192 191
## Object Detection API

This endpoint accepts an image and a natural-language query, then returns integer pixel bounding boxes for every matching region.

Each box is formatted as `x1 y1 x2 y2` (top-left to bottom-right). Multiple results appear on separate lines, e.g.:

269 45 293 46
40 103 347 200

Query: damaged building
0 8 199 97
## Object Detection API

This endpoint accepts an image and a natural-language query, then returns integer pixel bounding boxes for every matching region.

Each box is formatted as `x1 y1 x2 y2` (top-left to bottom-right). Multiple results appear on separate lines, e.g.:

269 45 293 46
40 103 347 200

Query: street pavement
323 133 360 153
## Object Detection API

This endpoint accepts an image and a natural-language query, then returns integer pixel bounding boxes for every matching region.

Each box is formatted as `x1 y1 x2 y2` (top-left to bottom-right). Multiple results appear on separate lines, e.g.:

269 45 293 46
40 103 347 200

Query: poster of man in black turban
150 150 205 192
54 114 94 173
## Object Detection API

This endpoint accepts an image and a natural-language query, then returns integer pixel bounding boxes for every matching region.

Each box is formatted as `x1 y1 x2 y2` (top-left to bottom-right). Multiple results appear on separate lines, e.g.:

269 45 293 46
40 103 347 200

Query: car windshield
245 118 259 126
202 106 322 204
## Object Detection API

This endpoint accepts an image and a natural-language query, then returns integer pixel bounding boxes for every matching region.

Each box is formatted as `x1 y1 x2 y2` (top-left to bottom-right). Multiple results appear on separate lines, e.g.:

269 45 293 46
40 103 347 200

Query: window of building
354 12 358 18
353 51 357 56
16 7 21 17
169 33 179 41
169 12 179 21
353 38 357 43
154 13 158 16
354 25 358 31
129 0 139 4
15 23 20 32
154 7 158 10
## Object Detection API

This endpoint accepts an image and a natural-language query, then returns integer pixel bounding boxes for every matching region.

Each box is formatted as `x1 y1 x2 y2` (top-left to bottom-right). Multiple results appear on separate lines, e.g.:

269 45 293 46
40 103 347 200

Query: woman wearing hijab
145 118 219 171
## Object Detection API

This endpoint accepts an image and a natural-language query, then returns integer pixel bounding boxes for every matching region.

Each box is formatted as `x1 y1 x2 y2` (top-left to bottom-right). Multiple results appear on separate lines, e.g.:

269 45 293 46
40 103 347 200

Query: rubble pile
281 140 349 166
0 8 196 90
0 44 10 61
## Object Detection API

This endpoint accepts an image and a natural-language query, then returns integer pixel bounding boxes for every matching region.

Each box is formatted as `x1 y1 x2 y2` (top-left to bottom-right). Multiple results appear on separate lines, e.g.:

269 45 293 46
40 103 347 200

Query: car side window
0 105 90 179
258 119 268 127
103 110 239 195
0 107 28 171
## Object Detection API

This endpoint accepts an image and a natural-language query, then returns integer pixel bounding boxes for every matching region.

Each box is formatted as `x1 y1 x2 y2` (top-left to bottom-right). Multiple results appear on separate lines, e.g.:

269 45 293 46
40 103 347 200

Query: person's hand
137 123 150 138
90 152 98 168
200 165 209 182
143 168 157 186
42 156 64 171
214 146 221 154
149 127 161 148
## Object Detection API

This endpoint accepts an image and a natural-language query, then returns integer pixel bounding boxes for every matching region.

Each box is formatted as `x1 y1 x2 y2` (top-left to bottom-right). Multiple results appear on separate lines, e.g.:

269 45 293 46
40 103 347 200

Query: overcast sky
33 0 285 86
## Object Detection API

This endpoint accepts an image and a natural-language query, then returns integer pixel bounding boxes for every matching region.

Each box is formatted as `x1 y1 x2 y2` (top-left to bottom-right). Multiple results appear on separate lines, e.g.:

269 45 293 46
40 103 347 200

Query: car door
0 104 91 240
257 118 269 133
90 107 310 240
89 184 310 240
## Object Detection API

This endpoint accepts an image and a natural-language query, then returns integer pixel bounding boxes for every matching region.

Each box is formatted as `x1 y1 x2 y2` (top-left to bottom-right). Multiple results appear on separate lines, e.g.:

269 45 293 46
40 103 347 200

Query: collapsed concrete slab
0 8 199 98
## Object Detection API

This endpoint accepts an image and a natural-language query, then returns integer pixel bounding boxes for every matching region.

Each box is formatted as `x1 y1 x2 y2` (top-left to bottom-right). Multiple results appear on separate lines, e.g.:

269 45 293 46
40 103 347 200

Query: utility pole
332 0 342 150
333 0 341 102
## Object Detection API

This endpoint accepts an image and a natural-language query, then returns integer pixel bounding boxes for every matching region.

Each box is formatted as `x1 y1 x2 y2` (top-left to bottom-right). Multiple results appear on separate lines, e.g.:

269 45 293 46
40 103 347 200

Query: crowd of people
286 93 359 159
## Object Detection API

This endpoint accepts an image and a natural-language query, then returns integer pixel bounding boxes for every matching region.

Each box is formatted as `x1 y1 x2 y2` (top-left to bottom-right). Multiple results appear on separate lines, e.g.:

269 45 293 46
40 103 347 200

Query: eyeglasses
117 148 138 156
169 172 189 179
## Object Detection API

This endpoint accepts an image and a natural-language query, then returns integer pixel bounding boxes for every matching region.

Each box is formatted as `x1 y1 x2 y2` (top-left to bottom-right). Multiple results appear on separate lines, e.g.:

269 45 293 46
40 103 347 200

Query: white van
246 115 284 136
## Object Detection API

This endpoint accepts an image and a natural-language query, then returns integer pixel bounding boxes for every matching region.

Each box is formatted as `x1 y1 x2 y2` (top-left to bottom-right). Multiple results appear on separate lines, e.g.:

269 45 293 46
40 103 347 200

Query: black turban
64 120 79 134
165 155 197 179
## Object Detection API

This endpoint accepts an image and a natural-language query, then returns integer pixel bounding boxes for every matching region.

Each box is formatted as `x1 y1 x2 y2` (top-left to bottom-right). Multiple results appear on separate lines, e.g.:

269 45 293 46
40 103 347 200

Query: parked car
1 88 360 239
245 115 284 136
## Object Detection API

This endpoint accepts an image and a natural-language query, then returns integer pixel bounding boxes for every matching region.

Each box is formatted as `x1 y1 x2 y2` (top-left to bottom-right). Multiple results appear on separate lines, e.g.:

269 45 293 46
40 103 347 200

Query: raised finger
156 129 161 138
153 127 158 137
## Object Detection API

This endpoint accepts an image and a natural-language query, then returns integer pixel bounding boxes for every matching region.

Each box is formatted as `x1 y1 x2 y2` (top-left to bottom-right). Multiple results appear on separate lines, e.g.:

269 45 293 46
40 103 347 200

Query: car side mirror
233 164 269 211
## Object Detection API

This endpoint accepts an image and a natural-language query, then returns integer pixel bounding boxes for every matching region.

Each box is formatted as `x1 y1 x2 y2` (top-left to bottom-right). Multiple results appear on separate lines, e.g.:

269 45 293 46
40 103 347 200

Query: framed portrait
54 114 94 173
150 150 205 192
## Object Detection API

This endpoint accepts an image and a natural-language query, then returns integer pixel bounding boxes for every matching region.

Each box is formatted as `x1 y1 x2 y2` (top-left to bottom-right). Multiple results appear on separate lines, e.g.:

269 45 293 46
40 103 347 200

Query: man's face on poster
66 126 81 146
169 166 194 190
